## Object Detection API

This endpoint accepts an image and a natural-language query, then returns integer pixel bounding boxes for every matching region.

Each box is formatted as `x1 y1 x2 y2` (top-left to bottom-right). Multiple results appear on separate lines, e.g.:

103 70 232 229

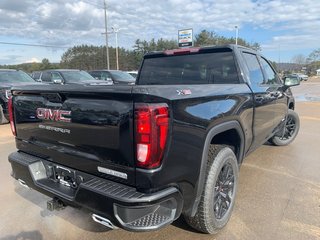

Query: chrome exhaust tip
92 214 118 229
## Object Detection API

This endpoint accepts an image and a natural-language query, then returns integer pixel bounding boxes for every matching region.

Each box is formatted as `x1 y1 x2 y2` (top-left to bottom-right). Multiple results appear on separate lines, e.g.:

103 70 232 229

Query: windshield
110 71 135 82
0 71 35 83
60 71 96 83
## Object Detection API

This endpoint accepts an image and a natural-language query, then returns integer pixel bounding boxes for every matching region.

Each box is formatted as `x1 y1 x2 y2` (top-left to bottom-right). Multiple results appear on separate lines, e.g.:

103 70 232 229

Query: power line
0 41 69 49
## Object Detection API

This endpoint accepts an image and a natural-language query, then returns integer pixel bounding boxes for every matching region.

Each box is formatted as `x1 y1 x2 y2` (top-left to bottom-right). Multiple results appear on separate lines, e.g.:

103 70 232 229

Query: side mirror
283 76 300 90
53 79 63 84
107 77 112 81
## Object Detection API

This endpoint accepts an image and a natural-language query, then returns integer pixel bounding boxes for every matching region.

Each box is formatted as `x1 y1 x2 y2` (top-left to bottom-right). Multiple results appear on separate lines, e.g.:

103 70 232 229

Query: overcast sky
0 0 319 65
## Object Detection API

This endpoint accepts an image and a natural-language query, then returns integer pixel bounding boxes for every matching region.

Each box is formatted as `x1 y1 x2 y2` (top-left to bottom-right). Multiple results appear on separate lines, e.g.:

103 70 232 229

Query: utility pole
103 0 110 70
111 26 126 70
235 26 238 45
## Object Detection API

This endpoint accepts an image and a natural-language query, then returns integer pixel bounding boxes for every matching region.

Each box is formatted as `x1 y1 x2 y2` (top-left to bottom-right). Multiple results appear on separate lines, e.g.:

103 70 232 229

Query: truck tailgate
12 85 135 185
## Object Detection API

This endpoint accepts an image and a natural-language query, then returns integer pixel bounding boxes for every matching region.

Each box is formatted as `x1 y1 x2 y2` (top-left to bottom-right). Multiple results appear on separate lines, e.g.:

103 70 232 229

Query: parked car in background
126 71 138 78
30 71 42 82
285 74 303 83
88 70 136 84
298 73 308 81
0 69 38 124
31 69 101 85
291 73 308 81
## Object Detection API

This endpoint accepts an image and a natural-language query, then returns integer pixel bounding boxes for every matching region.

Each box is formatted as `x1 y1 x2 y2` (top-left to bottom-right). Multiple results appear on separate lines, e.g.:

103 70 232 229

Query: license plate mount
53 165 77 188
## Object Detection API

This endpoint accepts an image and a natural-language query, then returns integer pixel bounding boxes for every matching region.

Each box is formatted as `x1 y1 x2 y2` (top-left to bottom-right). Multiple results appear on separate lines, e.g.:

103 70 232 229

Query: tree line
60 30 260 71
2 30 319 75
0 30 261 73
306 49 320 74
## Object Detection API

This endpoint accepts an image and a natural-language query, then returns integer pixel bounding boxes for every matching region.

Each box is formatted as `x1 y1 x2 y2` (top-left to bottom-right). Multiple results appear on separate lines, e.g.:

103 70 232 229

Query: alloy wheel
213 162 235 220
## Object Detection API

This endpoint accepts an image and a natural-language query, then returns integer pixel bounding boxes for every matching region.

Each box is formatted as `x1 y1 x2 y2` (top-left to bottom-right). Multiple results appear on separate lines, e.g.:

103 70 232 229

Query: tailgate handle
41 93 64 103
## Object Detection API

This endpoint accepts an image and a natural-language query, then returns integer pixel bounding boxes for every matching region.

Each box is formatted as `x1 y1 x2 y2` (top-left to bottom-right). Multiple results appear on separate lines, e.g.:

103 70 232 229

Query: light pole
111 26 126 70
235 26 238 45
278 44 281 64
103 0 110 70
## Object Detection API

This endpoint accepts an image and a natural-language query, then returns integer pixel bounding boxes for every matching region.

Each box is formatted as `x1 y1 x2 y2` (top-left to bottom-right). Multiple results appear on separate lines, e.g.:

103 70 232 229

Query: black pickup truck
8 45 300 234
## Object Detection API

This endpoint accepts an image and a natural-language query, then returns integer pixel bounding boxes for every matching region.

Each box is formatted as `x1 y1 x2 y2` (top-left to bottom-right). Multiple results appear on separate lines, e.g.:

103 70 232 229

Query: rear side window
139 51 239 85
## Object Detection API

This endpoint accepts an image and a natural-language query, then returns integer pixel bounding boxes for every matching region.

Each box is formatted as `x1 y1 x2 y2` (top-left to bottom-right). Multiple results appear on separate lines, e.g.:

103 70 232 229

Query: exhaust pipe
92 214 118 229
18 179 30 189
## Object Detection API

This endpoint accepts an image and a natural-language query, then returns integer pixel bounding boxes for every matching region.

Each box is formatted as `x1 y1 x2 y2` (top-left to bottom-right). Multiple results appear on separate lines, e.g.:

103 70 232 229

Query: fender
188 120 245 217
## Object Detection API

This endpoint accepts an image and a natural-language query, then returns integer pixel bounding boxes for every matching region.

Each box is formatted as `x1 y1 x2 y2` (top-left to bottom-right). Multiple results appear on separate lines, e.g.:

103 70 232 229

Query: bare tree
291 54 306 65
309 49 320 61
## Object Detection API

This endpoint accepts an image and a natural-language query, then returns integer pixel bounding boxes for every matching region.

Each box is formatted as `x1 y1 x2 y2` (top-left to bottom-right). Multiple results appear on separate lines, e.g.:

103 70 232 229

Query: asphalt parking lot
0 77 320 240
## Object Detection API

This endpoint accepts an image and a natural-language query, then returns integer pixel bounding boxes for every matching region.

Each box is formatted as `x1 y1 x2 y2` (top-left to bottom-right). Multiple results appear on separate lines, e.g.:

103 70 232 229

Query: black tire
0 105 9 124
270 109 300 146
185 145 239 234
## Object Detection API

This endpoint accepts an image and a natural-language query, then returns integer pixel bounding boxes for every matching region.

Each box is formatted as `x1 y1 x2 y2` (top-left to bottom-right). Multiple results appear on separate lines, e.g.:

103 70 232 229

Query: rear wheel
270 109 300 146
0 105 8 124
185 145 239 234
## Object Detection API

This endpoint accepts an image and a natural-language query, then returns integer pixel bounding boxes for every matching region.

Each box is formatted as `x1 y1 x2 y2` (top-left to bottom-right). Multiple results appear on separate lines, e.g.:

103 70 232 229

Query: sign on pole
178 29 193 48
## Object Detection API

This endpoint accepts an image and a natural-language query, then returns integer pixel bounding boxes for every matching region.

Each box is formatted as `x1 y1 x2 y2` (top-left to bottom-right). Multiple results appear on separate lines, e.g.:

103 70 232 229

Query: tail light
8 97 16 136
5 89 11 99
135 103 169 169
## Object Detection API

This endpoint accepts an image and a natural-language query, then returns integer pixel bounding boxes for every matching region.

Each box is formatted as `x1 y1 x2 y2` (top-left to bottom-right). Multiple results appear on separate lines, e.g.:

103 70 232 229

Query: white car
298 74 308 81
292 73 308 81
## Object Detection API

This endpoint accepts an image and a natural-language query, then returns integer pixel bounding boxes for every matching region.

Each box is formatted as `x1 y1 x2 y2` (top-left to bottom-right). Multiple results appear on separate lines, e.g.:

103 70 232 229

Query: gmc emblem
36 108 71 123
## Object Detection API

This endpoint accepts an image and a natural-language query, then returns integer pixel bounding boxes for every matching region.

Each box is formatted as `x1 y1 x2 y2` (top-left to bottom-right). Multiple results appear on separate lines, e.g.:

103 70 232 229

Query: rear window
139 51 239 85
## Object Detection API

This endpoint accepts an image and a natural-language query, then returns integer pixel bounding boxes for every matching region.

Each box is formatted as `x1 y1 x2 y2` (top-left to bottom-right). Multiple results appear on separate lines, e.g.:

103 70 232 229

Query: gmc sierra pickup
8 45 300 234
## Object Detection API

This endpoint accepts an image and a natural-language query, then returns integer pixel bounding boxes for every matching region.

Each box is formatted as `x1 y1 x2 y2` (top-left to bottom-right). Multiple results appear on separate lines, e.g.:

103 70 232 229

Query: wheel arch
188 120 245 217
288 101 294 110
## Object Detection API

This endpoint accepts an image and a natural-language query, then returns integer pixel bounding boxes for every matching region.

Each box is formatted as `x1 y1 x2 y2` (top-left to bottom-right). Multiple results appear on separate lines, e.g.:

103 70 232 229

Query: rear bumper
8 151 183 231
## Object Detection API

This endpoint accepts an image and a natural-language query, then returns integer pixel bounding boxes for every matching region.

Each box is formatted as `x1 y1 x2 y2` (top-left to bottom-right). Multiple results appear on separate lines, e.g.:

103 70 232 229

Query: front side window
260 57 278 85
101 71 112 80
243 52 264 86
51 72 63 81
40 72 51 82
